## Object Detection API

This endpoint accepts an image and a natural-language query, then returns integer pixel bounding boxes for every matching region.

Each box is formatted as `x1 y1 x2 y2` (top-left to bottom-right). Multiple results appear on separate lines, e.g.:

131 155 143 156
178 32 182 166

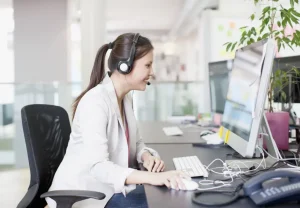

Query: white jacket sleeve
78 94 134 194
136 124 160 163
125 93 160 163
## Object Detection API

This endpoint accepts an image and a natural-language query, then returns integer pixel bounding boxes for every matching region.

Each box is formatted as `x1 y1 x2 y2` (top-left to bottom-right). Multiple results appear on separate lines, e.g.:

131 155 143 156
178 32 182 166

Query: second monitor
209 60 233 115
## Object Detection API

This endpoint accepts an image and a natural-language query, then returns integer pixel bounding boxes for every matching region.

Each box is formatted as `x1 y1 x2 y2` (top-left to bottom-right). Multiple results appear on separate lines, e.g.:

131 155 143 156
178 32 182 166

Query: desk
143 143 299 208
138 121 211 144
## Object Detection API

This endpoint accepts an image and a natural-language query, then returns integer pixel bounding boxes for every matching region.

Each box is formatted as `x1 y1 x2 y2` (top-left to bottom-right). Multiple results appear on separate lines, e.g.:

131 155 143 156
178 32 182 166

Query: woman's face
126 50 154 91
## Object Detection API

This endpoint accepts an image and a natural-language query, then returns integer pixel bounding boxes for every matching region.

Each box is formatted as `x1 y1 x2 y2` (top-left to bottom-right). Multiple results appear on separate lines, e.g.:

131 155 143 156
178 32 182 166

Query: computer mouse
171 179 199 191
200 130 215 137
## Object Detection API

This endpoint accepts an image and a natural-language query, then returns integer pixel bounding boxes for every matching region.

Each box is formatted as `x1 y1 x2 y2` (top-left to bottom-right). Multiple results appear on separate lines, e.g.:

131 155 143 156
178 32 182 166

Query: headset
117 33 140 75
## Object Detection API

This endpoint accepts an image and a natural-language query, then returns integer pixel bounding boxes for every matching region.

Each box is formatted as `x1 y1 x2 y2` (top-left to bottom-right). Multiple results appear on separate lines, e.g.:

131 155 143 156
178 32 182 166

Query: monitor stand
225 113 279 169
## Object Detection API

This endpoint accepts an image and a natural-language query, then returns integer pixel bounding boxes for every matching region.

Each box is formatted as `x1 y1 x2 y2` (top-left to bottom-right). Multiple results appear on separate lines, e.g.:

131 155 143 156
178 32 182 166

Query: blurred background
0 0 299 171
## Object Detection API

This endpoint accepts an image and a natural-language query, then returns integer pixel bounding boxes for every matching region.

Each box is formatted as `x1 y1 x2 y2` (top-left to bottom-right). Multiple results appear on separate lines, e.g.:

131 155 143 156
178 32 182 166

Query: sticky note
225 130 230 143
219 126 224 138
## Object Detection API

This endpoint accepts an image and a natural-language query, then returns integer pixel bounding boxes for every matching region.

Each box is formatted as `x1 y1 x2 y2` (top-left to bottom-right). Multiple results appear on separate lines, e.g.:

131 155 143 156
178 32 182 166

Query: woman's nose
149 67 154 77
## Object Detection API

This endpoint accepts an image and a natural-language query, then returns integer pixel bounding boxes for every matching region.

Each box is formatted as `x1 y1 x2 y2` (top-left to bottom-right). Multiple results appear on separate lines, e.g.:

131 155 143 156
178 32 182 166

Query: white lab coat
46 74 159 208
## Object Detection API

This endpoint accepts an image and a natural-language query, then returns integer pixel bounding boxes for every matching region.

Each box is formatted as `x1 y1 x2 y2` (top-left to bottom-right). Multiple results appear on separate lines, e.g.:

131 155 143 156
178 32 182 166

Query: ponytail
72 44 109 120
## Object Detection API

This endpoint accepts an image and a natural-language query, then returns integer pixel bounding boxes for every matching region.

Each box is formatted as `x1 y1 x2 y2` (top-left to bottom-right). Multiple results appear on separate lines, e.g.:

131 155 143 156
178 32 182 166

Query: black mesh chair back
17 104 71 208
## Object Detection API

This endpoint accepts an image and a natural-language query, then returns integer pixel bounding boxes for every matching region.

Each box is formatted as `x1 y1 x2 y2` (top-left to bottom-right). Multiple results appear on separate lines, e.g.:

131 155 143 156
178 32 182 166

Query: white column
13 0 69 168
80 0 106 89
197 11 212 113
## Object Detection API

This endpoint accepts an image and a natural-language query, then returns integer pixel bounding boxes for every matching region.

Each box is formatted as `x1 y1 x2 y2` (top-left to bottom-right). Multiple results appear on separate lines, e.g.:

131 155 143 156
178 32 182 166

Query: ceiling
0 0 219 42
105 0 219 42
0 0 11 8
106 0 184 39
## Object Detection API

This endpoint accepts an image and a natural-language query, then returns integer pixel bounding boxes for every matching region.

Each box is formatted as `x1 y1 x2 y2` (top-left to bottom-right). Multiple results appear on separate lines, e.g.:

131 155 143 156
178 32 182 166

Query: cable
241 161 287 177
262 148 300 163
192 183 244 206
198 158 237 191
226 147 267 175
192 159 299 207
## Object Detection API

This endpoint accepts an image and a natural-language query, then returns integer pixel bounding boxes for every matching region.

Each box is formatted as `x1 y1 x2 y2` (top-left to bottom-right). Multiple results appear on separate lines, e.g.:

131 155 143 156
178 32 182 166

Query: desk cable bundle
192 143 300 206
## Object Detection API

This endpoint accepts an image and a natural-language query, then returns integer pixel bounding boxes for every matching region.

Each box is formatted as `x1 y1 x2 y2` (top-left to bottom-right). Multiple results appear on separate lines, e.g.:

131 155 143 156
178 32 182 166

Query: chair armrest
41 190 105 208
40 190 105 200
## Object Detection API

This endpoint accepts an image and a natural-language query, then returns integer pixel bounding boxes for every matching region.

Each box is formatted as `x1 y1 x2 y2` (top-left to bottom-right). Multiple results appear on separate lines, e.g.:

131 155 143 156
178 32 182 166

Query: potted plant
224 0 300 150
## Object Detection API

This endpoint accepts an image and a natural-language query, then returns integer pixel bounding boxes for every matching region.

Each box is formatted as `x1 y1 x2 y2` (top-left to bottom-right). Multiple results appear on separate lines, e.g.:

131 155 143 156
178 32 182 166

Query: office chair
17 104 105 208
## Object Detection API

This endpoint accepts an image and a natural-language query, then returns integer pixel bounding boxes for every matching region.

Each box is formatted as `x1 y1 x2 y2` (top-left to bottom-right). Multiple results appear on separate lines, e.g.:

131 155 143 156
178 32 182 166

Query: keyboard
173 156 208 177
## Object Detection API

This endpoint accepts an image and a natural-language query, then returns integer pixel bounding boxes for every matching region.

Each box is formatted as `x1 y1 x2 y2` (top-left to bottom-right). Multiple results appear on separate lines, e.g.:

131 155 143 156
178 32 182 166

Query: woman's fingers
176 177 186 190
157 161 165 172
164 179 171 189
152 158 161 172
170 177 179 190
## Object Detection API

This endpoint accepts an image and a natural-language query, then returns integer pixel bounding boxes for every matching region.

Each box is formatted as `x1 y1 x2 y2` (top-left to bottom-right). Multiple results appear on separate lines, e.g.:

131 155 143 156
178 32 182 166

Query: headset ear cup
119 62 129 73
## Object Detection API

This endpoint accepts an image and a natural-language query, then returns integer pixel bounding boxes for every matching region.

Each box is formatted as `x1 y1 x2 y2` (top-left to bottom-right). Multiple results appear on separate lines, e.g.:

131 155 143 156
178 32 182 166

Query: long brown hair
72 33 153 119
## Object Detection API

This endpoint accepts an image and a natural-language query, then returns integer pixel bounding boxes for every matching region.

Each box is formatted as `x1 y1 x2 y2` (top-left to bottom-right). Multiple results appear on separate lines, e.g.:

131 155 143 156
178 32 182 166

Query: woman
46 33 188 208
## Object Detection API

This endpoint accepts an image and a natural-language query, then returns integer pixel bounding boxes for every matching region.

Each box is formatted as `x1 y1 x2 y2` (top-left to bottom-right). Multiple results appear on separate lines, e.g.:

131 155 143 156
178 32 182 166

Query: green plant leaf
281 7 294 27
283 37 294 50
282 18 288 27
263 6 271 14
251 27 257 36
226 43 232 52
231 42 238 51
291 9 300 17
292 67 300 75
260 25 266 33
275 31 281 36
277 21 281 27
263 17 270 25
262 33 270 39
287 17 294 28
277 40 282 52
259 15 265 20
290 13 299 24
242 30 247 37
251 14 255 21
281 91 287 102
240 26 248 30
223 42 230 46
291 0 295 7
248 29 253 37
287 43 294 50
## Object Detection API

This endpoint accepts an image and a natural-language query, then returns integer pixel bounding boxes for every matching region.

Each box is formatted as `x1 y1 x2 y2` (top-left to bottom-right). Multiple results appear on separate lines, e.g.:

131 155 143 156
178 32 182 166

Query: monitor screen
209 60 233 114
222 42 266 142
220 39 276 158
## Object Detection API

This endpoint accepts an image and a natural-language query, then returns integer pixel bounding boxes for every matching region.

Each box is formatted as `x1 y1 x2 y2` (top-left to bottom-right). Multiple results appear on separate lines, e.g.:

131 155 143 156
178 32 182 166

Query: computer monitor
273 55 300 104
220 39 276 158
209 60 233 114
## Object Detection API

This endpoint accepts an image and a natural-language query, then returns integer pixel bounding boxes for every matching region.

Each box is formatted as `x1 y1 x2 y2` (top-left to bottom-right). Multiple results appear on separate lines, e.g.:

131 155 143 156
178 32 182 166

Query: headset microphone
147 82 151 85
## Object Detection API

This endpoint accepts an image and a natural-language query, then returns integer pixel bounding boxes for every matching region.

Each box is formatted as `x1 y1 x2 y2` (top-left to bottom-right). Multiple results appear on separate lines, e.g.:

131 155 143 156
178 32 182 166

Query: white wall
195 0 257 113
13 0 69 168
176 33 200 81
13 0 69 83
80 0 106 89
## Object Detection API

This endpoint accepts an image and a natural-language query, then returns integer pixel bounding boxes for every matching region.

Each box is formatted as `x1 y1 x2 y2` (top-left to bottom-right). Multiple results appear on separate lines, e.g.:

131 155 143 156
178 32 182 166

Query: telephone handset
243 170 300 206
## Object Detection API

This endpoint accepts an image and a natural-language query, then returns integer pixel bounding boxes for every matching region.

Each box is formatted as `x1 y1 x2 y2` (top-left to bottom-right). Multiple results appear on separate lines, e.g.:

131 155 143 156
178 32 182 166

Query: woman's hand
142 152 165 172
149 170 191 190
